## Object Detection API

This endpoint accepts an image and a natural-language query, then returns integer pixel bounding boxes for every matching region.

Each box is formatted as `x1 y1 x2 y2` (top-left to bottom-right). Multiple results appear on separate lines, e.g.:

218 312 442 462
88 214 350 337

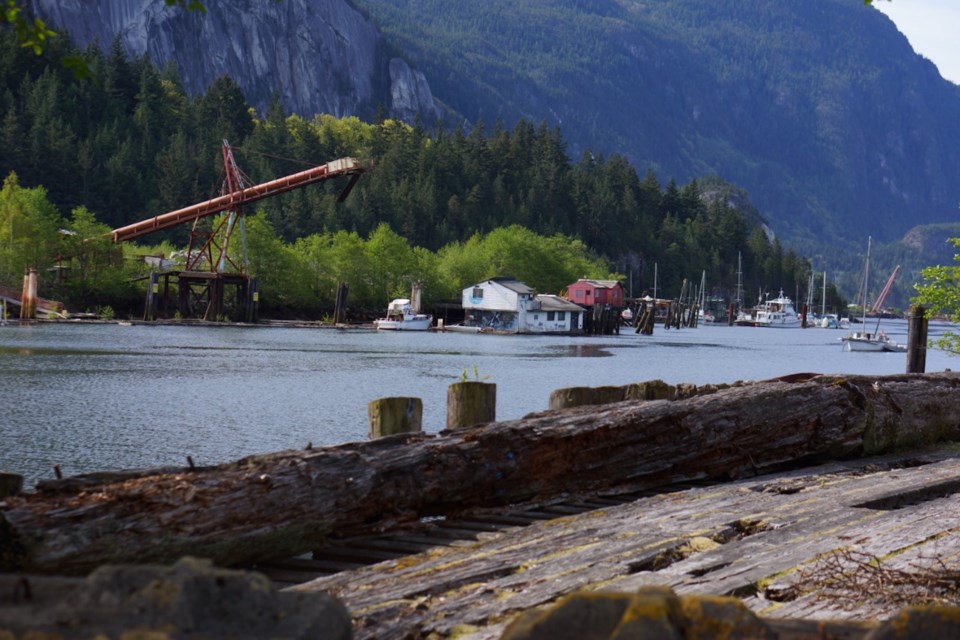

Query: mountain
29 0 960 268
30 0 440 124
350 0 960 255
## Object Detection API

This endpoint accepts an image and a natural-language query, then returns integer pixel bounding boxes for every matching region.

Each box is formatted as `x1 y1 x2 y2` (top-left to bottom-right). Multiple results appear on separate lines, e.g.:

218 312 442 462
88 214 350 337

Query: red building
565 279 624 308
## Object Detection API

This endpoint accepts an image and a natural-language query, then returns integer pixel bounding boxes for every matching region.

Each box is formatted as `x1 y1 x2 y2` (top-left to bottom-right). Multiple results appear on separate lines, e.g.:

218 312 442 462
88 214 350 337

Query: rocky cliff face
30 0 440 123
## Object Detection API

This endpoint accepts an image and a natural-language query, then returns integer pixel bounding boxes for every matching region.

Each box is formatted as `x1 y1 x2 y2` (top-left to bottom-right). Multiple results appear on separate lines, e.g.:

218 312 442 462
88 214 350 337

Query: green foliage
0 172 63 286
913 237 960 355
96 304 115 320
0 25 826 317
460 365 491 382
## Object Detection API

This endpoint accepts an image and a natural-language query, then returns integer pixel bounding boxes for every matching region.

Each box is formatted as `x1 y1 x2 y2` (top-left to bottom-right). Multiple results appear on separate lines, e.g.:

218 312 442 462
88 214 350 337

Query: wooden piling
247 276 259 323
548 385 625 410
144 272 159 321
333 282 348 324
623 379 677 401
0 471 23 499
19 268 37 320
367 397 423 439
907 304 928 374
446 381 496 429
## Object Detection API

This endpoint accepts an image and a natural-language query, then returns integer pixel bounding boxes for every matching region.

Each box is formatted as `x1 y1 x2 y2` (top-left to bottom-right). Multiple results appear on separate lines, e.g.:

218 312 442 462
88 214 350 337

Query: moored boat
373 299 433 331
841 330 906 352
753 291 801 328
841 237 903 352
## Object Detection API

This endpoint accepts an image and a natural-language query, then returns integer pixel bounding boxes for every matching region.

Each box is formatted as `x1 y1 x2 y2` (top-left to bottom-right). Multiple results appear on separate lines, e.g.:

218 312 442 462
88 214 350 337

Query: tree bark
3 372 959 575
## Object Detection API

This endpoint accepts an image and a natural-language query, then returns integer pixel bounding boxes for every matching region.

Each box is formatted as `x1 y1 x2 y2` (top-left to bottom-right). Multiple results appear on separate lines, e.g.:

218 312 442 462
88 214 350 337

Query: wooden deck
286 445 960 639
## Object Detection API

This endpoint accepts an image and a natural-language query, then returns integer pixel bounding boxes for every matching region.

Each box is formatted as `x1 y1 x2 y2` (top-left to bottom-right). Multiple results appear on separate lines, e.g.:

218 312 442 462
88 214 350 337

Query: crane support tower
113 141 364 322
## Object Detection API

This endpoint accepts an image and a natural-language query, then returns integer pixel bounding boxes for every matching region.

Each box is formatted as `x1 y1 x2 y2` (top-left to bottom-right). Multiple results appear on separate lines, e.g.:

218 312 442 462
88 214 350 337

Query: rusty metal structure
113 141 364 321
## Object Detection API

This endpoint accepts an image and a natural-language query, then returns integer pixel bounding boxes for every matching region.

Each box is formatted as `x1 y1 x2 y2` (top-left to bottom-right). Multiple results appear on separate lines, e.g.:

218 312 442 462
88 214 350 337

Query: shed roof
536 294 586 312
575 278 621 289
487 277 535 295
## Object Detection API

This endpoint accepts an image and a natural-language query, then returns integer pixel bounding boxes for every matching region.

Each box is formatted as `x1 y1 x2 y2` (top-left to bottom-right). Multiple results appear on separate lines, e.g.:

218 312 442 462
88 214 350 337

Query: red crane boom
871 264 900 315
111 156 364 244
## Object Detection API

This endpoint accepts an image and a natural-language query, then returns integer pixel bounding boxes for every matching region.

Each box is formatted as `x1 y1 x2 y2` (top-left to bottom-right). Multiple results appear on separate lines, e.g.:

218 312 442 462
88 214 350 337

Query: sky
873 0 960 84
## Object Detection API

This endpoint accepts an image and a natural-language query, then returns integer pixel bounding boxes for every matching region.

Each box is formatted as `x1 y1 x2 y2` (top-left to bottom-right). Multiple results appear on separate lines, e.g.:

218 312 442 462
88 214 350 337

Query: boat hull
373 316 432 331
841 331 903 352
842 337 886 352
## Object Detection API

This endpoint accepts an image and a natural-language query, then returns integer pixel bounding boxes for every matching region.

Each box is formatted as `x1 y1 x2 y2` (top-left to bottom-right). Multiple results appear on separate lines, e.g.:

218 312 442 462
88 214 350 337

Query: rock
500 587 776 640
865 605 960 640
501 588 684 640
0 557 352 639
33 0 441 123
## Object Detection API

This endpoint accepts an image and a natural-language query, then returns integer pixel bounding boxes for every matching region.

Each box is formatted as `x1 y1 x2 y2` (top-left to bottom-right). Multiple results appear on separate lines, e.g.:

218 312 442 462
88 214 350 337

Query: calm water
1 319 956 488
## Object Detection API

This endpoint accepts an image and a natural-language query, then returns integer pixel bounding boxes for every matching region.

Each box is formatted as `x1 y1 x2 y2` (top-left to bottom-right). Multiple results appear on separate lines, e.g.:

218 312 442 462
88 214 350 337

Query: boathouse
566 278 624 308
565 278 624 334
461 277 585 334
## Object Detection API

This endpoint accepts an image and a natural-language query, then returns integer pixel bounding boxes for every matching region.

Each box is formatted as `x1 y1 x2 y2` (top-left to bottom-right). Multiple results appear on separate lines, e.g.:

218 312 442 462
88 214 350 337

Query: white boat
841 238 904 352
753 291 801 328
842 329 905 352
819 313 840 329
373 298 433 331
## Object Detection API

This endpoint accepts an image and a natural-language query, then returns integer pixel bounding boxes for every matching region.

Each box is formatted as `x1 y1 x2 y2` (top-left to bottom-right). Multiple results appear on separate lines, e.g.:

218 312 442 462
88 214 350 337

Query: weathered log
2 372 960 575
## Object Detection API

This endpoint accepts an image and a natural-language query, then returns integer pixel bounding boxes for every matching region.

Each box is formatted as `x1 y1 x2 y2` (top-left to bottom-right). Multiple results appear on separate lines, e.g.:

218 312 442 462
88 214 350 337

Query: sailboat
697 270 715 324
841 238 903 352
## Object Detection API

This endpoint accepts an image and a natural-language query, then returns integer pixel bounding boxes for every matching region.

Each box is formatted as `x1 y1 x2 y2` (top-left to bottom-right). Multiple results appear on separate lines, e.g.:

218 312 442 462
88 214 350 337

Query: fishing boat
841 238 904 352
373 299 433 331
753 291 802 328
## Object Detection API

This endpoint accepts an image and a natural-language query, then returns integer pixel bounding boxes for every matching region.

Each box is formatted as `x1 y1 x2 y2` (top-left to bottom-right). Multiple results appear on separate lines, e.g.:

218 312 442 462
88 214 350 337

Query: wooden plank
290 448 960 639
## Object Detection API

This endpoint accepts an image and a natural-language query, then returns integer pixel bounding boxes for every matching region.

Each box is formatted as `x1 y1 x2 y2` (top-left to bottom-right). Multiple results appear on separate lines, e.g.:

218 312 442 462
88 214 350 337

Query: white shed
461 278 584 334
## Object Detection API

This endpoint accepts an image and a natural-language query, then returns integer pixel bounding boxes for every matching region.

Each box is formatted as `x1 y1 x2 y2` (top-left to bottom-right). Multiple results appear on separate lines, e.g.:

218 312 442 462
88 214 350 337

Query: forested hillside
354 0 960 257
0 30 829 318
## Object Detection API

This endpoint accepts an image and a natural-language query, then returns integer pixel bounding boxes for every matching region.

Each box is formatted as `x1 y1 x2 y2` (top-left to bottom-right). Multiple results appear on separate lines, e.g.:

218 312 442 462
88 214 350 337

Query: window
576 290 583 298
472 287 483 299
558 311 565 321
547 311 555 321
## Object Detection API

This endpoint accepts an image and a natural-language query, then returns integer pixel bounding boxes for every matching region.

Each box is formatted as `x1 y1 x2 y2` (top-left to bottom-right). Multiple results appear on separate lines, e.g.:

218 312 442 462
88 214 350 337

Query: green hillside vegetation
354 0 960 269
0 27 839 319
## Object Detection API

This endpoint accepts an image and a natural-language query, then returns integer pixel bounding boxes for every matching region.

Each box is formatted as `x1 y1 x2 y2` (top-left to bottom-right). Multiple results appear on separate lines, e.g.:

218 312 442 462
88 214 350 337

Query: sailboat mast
653 263 658 301
700 270 706 308
821 271 826 317
862 237 871 324
736 252 742 309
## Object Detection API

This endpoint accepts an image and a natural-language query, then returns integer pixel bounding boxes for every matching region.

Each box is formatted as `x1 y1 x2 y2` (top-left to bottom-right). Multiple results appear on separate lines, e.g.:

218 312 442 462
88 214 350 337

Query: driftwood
2 372 960 575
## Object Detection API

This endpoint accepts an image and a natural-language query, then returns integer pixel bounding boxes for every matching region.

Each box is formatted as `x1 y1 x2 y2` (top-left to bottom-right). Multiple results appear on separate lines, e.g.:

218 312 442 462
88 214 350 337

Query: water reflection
548 344 614 358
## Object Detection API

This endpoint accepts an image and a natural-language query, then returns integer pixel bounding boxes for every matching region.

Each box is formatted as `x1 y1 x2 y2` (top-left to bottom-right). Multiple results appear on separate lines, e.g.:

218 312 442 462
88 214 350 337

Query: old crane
111 141 364 322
